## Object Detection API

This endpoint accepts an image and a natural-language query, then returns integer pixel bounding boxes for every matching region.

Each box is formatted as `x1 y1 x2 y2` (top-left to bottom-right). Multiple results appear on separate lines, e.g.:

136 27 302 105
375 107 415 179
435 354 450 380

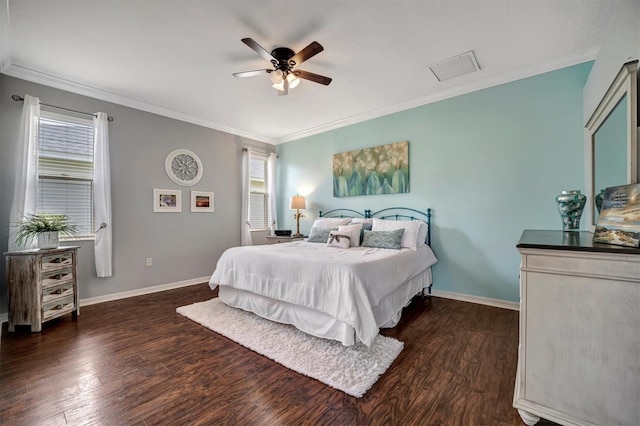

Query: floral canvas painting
333 141 409 197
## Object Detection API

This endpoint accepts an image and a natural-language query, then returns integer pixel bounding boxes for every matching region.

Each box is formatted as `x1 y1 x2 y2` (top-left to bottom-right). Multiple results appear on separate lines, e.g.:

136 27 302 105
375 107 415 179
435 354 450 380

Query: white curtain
267 152 278 234
8 95 40 250
93 112 112 277
240 148 253 246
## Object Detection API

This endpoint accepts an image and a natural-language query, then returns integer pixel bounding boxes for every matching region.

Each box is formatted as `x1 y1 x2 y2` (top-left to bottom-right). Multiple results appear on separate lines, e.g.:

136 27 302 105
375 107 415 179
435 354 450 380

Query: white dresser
514 230 640 426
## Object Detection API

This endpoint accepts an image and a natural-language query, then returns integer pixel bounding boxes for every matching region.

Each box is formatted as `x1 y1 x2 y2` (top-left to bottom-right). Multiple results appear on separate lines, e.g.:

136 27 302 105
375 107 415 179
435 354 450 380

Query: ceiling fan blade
289 41 324 66
241 38 277 63
294 69 332 85
233 69 271 78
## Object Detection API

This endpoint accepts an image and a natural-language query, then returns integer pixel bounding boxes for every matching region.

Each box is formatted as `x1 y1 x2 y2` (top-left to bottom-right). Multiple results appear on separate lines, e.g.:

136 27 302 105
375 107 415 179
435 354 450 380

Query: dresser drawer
523 251 640 281
42 296 75 321
41 252 73 272
42 281 74 304
41 268 74 289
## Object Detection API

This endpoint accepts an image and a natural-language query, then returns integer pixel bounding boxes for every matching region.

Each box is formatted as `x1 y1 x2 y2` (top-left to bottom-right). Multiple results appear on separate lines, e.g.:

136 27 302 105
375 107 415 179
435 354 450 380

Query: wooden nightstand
265 236 306 244
4 246 80 332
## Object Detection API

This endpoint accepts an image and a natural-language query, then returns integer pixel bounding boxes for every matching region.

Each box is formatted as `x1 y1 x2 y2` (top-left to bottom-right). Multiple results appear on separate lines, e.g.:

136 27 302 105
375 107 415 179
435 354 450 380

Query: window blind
249 155 269 229
37 114 95 237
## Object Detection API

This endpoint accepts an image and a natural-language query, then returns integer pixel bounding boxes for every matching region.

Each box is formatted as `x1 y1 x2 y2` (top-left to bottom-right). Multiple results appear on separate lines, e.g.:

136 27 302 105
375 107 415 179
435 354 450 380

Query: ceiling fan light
270 69 284 84
272 81 285 91
287 73 300 89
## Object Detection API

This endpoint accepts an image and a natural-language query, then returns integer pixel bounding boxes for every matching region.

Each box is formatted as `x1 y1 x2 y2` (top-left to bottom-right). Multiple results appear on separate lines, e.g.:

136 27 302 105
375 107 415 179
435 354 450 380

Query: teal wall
276 62 593 303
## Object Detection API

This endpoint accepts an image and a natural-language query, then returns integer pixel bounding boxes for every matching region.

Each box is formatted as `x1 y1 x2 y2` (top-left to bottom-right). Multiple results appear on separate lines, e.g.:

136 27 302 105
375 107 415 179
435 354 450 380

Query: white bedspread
209 242 437 346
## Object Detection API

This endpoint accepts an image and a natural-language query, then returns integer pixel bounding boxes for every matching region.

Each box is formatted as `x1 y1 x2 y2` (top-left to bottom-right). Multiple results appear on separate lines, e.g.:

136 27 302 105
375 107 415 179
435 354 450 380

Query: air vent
429 51 481 81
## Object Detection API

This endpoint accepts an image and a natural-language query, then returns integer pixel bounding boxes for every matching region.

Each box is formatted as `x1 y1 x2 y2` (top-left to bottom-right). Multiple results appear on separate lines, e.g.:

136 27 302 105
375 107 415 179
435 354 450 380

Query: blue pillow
361 229 405 249
307 227 337 243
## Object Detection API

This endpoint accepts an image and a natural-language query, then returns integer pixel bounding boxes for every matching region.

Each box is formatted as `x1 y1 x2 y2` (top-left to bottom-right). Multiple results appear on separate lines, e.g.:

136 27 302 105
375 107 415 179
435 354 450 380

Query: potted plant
13 213 78 249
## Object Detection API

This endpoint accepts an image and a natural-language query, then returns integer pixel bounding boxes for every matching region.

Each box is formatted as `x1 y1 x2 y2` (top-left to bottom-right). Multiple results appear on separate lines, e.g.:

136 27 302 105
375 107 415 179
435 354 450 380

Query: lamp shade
289 195 306 210
287 73 300 89
270 69 284 84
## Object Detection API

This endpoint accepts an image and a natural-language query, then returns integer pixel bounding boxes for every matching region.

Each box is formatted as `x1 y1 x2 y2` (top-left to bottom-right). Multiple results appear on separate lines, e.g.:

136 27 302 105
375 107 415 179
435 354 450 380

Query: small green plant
13 213 78 247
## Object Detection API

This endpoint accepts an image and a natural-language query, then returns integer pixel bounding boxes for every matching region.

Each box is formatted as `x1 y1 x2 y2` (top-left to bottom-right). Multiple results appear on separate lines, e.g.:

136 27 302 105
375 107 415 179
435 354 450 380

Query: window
249 153 269 229
37 111 95 238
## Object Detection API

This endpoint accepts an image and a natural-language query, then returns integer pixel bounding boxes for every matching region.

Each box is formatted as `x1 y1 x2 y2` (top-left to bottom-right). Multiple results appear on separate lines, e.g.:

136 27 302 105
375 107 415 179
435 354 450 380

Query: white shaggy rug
176 298 403 398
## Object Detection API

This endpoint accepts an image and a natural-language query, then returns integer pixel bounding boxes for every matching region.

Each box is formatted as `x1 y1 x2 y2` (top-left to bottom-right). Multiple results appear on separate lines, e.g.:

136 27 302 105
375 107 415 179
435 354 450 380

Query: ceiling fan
233 38 332 96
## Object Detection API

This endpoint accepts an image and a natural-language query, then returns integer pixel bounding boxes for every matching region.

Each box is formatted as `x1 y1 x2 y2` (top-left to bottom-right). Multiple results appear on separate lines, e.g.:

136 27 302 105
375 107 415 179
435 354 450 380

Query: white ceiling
0 1 617 144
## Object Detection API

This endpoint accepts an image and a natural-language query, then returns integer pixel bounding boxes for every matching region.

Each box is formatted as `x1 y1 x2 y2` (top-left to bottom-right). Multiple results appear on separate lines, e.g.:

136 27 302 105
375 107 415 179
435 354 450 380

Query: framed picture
191 191 214 212
333 141 409 197
593 183 640 247
153 188 182 213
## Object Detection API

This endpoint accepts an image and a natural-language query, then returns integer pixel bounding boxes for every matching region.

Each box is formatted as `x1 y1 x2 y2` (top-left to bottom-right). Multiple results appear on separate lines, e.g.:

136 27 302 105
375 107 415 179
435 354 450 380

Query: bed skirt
218 268 432 346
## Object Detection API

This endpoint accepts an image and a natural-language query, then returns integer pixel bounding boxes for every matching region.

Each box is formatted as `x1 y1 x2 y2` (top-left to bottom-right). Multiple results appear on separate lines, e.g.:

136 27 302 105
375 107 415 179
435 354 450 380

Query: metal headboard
318 209 366 219
320 207 432 246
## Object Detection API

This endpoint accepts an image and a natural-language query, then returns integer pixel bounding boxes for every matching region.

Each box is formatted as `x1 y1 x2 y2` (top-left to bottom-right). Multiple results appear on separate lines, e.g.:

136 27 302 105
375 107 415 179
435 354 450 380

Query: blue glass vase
595 189 606 213
555 190 587 232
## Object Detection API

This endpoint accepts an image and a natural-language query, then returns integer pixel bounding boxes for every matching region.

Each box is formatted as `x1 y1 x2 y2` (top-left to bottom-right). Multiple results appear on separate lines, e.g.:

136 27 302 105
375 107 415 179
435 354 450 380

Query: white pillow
349 218 373 226
417 221 429 246
312 217 352 229
338 223 363 247
372 218 422 250
327 231 351 249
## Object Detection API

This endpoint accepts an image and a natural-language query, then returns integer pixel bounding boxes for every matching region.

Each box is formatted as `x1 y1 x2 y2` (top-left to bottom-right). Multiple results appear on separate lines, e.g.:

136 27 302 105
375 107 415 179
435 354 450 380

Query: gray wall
0 74 272 313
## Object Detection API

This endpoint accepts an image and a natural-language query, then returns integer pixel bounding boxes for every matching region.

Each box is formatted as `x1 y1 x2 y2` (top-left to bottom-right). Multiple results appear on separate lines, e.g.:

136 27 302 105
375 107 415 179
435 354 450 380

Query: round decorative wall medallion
165 149 203 186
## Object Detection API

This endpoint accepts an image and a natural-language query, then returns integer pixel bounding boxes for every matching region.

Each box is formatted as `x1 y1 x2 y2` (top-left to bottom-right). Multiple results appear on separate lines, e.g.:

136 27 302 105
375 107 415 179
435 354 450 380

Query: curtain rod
11 95 114 122
242 147 278 157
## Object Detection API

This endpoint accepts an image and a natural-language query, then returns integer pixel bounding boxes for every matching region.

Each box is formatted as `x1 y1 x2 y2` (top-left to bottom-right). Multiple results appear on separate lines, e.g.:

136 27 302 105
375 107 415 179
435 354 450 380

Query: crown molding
276 47 600 144
2 64 276 144
2 46 598 146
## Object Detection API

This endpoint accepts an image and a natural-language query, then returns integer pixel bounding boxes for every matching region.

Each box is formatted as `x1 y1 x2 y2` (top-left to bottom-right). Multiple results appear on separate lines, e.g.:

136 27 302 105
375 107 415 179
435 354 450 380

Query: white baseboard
0 277 209 329
79 276 210 307
430 289 519 311
0 279 517 328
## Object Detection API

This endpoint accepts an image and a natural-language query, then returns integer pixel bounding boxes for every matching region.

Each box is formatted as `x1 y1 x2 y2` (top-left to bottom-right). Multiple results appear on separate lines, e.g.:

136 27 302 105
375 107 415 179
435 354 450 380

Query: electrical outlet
146 258 152 267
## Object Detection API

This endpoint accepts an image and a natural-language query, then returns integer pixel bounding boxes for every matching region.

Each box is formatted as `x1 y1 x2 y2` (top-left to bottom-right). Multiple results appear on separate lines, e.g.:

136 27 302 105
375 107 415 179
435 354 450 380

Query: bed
209 207 437 346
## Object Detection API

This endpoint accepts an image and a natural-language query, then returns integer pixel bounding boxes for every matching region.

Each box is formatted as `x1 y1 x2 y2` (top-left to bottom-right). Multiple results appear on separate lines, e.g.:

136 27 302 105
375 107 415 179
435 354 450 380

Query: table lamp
289 195 306 237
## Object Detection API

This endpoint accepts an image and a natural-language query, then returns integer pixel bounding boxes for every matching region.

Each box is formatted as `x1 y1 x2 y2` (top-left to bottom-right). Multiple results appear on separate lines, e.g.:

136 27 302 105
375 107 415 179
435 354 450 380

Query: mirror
593 94 628 222
585 61 638 229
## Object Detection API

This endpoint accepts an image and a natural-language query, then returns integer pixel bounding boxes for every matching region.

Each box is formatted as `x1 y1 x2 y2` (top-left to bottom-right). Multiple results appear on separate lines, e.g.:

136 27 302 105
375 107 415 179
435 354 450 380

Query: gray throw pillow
361 229 405 249
307 226 337 243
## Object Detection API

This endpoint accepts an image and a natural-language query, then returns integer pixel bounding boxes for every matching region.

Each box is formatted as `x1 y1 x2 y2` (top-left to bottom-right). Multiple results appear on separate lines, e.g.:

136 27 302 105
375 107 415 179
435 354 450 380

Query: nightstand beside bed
265 236 306 244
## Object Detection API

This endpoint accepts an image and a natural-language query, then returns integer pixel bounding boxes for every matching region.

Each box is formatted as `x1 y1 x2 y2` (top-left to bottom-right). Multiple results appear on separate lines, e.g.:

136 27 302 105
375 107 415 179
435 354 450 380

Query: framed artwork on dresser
593 183 640 247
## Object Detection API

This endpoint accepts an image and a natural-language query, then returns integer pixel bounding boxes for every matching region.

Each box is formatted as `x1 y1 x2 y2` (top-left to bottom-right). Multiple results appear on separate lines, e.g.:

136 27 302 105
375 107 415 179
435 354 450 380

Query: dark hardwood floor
1 284 529 425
